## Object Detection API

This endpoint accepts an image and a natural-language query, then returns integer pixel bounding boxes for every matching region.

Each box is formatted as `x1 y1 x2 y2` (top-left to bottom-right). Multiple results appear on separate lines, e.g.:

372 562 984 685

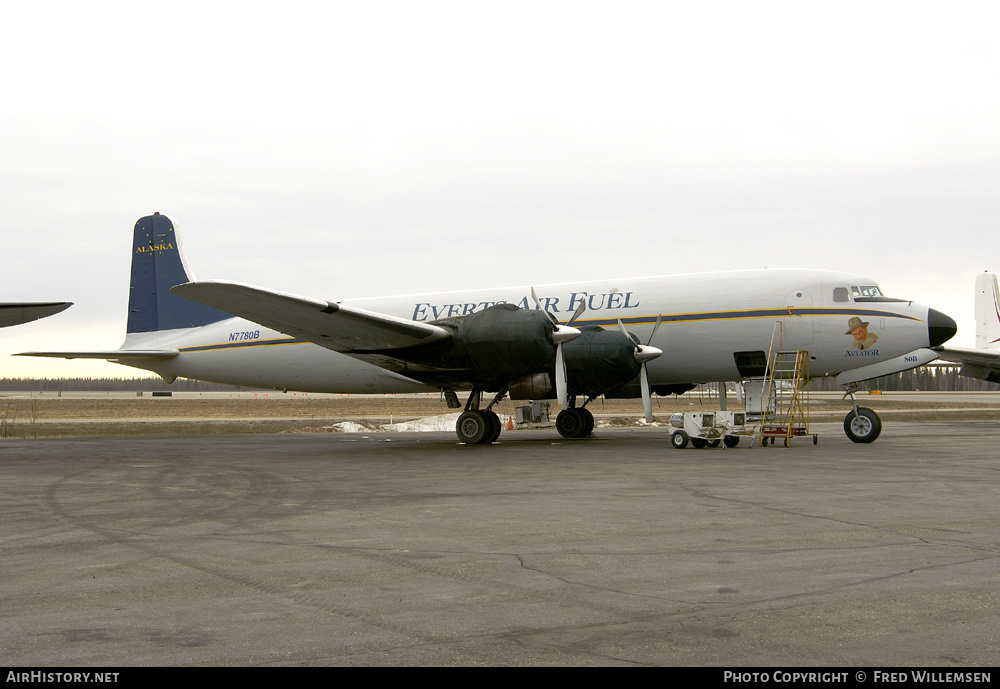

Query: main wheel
580 408 595 437
482 410 502 444
844 407 882 443
556 409 587 438
671 430 689 449
457 410 489 444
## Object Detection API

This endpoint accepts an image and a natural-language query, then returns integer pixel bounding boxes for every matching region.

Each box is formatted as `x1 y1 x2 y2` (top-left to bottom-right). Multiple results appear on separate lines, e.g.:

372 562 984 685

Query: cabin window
833 287 849 302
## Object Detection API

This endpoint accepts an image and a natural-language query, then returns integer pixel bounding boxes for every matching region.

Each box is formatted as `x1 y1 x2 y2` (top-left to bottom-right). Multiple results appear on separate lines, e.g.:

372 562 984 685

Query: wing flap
170 281 452 352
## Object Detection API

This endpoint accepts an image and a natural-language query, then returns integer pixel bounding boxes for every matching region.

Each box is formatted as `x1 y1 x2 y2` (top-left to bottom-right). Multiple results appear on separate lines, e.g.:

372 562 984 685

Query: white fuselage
121 269 936 393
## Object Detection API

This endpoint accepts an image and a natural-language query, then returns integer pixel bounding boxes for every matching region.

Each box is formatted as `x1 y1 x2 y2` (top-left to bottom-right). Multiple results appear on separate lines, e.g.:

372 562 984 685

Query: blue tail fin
127 213 231 334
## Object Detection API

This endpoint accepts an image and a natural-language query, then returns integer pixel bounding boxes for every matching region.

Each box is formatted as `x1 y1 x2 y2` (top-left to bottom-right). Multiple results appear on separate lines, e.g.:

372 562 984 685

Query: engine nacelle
563 326 642 397
508 372 554 401
459 304 558 388
508 326 643 400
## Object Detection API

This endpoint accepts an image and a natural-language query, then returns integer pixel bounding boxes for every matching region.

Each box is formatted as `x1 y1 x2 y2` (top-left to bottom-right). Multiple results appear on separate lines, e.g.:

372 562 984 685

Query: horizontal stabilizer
835 348 940 386
0 302 72 328
171 281 452 352
17 350 179 362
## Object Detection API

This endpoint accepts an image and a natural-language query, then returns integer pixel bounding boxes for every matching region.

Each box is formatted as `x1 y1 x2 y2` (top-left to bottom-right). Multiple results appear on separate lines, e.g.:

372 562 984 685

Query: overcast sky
2 1 998 378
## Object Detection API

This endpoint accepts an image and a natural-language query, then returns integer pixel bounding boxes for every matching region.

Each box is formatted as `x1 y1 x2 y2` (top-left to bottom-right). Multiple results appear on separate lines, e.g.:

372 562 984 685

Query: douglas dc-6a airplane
23 213 962 444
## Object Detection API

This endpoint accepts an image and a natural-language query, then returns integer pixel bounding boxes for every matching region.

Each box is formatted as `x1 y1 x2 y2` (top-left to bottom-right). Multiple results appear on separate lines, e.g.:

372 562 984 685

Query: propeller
531 287 583 407
617 316 663 422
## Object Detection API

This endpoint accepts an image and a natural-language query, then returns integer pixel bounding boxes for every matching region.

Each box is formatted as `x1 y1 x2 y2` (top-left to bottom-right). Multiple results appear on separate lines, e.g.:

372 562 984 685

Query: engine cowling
563 326 641 396
508 325 643 400
458 304 558 389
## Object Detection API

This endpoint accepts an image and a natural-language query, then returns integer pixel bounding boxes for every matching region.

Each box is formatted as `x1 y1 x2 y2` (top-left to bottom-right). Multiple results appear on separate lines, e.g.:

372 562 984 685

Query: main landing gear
555 406 595 439
842 384 882 443
456 409 503 444
555 396 595 439
455 388 506 445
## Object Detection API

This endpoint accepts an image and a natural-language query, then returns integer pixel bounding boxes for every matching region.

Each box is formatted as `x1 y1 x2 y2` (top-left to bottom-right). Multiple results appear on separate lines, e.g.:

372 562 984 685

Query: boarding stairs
755 349 816 447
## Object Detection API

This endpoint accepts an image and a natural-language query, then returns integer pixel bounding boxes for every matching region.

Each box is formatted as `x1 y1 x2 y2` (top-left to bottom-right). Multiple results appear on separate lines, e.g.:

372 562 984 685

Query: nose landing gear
842 384 882 443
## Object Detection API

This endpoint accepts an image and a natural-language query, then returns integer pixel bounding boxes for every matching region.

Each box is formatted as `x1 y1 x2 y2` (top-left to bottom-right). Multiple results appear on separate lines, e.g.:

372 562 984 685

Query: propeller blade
616 318 635 344
566 299 587 328
530 286 559 326
533 287 579 408
646 314 663 346
555 342 568 407
641 362 653 422
618 318 660 421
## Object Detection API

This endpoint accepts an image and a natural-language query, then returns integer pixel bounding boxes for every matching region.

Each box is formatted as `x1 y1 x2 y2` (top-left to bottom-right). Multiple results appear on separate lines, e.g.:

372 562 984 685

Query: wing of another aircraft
933 345 1000 384
171 281 453 352
0 302 72 328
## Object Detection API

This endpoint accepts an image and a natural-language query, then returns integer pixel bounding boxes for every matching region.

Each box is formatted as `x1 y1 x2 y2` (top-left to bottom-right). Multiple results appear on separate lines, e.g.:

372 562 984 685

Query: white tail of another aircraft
974 273 1000 350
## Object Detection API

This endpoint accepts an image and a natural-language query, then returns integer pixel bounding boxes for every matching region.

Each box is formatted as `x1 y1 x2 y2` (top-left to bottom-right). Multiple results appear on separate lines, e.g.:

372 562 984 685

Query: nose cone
928 308 957 347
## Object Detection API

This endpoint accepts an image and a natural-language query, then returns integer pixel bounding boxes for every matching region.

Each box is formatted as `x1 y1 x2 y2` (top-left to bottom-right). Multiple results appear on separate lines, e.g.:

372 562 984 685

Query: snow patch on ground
326 413 466 433
382 413 462 432
327 421 374 433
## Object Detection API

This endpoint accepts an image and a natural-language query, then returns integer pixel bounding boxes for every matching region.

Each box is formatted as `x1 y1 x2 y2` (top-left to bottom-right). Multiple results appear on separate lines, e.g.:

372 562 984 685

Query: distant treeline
809 366 1000 392
3 366 999 393
0 377 259 392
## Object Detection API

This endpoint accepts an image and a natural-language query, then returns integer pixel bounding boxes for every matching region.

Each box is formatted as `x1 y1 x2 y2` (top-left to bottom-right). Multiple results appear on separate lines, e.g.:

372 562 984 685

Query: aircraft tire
843 407 882 444
671 430 689 449
580 408 595 437
556 409 587 439
483 410 502 444
457 411 490 444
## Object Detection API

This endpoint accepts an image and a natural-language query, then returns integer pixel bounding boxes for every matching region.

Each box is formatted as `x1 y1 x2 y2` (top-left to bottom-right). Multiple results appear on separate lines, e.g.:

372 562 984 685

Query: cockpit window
850 284 905 303
833 287 850 302
851 285 883 298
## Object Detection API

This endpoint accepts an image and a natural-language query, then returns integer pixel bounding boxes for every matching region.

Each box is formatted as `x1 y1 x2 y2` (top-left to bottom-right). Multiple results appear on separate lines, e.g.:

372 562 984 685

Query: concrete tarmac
2 422 998 666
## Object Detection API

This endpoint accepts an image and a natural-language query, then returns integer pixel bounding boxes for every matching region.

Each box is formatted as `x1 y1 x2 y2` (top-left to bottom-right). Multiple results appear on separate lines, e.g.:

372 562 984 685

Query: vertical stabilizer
127 213 231 333
974 273 1000 349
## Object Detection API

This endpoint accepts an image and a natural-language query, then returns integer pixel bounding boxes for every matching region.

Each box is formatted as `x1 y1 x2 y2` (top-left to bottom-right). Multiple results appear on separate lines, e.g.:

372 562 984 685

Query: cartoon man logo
845 316 879 350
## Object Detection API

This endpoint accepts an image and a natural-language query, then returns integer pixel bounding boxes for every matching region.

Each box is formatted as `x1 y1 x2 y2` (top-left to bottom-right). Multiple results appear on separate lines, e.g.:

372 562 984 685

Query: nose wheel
844 407 882 443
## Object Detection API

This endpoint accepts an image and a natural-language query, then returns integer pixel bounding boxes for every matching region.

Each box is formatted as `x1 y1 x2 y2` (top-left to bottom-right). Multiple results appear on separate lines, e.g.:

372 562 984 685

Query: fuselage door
781 289 814 346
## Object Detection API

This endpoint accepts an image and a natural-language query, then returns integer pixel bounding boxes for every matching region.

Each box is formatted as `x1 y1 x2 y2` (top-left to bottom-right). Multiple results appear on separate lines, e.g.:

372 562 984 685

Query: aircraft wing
932 345 1000 384
933 346 1000 366
171 281 453 352
0 302 72 328
18 350 179 361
